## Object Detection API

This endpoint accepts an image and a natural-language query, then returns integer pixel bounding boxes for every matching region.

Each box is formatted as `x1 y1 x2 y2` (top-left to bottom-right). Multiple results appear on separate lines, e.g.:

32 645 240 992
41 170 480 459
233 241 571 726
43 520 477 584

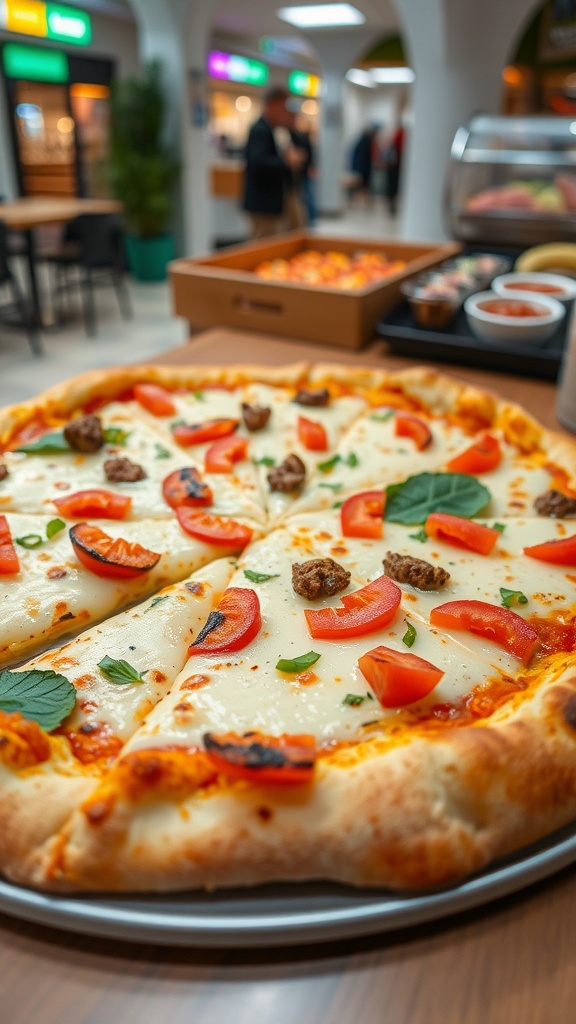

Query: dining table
0 196 123 327
1 325 575 1024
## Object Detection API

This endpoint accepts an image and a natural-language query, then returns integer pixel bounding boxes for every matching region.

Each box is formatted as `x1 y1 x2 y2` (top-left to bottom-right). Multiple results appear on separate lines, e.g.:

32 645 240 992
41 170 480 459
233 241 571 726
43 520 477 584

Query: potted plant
109 60 179 281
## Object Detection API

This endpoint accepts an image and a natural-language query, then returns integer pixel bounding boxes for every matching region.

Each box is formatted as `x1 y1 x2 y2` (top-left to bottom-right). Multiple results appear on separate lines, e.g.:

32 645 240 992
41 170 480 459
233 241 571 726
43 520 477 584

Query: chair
44 213 132 337
0 220 42 356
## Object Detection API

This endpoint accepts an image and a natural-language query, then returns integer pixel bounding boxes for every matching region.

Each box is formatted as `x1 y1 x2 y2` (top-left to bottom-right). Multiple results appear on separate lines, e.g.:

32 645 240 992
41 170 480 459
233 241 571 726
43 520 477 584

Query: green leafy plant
108 61 179 238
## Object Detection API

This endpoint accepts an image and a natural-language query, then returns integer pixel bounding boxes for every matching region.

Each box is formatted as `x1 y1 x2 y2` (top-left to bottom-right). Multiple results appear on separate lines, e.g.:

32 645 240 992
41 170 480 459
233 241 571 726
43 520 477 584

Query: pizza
0 361 575 894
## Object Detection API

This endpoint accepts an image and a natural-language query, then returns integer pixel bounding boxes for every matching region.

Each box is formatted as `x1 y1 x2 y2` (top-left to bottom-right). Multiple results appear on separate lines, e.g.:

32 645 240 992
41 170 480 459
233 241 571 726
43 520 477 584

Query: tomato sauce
478 299 549 318
504 281 566 295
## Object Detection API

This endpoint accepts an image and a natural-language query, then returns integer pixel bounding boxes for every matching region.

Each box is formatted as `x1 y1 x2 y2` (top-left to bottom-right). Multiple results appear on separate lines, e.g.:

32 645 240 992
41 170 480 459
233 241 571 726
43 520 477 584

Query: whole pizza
0 361 575 894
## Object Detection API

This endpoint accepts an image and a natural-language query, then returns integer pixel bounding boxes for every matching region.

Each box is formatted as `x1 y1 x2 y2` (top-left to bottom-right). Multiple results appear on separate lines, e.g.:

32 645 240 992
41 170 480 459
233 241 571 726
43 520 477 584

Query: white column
0 81 17 200
397 0 539 240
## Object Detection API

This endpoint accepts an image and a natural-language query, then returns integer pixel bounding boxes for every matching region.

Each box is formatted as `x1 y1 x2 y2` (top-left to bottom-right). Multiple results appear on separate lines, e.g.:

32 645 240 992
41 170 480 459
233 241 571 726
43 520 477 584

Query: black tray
377 301 569 380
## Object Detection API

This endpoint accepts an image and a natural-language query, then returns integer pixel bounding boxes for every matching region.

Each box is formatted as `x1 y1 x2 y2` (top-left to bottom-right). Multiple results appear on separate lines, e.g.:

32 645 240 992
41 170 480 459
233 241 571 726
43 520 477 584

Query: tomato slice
162 468 213 509
69 523 161 579
340 490 385 539
52 489 132 521
425 513 500 555
172 419 239 447
305 574 401 640
297 416 328 452
394 412 432 450
203 731 315 785
430 599 538 664
204 435 248 473
358 645 444 707
133 382 176 417
176 508 252 548
0 515 19 575
446 433 502 474
524 533 576 566
189 587 261 653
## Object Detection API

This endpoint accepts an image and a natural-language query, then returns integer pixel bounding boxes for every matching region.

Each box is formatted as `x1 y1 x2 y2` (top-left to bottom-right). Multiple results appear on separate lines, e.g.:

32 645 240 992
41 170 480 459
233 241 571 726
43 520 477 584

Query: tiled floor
0 204 400 407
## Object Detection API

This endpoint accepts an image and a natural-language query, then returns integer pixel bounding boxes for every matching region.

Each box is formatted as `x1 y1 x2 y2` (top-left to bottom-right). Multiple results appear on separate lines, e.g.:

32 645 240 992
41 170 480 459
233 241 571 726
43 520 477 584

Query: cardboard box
169 232 461 350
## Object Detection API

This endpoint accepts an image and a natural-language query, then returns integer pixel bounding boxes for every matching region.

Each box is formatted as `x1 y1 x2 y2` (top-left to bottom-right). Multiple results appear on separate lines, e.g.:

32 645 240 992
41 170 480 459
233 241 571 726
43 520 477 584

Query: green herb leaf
46 518 66 540
154 443 171 459
385 473 491 525
171 419 186 430
146 595 170 611
345 452 359 467
319 482 342 492
15 534 43 549
370 410 394 422
15 431 70 455
317 454 341 473
103 426 129 446
243 569 280 583
276 651 321 673
254 456 275 467
343 693 365 706
402 622 417 648
491 522 506 534
0 669 76 731
408 528 428 543
98 656 145 685
332 500 344 509
500 587 528 608
193 391 205 401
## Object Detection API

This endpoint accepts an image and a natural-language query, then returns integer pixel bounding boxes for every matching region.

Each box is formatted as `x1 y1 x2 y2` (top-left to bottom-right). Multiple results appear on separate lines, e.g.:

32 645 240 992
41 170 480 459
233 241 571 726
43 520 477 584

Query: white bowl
464 291 565 345
492 272 576 305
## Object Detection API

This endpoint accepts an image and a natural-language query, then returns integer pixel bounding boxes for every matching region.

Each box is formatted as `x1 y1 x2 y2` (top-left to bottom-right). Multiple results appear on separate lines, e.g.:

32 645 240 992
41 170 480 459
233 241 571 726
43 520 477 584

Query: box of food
169 232 461 349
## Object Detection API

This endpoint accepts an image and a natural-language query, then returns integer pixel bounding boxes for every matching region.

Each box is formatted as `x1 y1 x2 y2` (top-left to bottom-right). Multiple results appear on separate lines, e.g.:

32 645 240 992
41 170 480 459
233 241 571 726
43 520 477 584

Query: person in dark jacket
351 127 377 204
243 87 306 238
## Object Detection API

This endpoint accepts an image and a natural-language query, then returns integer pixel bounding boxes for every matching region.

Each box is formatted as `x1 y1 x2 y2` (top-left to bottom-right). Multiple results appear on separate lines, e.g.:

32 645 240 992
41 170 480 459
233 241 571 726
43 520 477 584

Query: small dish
464 291 565 345
401 275 462 329
446 254 512 288
492 272 576 305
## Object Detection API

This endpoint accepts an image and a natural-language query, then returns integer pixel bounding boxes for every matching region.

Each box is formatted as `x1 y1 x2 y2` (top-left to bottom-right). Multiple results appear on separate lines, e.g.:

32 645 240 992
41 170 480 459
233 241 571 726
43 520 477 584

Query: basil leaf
171 419 186 430
343 693 365 706
402 622 417 647
317 454 340 473
193 391 205 401
254 456 275 467
104 427 129 446
154 444 171 460
46 518 66 540
408 528 428 543
146 595 170 611
15 534 43 549
319 482 342 492
370 410 394 422
243 569 280 583
0 669 76 731
276 651 321 673
98 655 145 685
332 500 344 509
500 587 528 608
345 452 359 467
385 473 491 525
15 431 70 455
491 522 506 534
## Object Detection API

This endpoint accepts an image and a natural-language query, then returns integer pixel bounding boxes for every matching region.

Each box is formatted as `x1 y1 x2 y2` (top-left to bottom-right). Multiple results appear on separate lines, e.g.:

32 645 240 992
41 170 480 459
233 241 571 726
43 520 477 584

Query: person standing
243 87 306 238
350 127 377 205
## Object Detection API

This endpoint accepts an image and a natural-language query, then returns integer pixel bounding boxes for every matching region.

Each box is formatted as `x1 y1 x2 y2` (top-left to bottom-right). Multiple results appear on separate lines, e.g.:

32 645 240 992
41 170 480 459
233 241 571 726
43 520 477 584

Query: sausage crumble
267 453 306 492
292 557 351 600
384 551 450 591
534 489 576 518
104 456 147 482
63 414 104 453
0 464 8 482
241 403 271 432
294 388 330 407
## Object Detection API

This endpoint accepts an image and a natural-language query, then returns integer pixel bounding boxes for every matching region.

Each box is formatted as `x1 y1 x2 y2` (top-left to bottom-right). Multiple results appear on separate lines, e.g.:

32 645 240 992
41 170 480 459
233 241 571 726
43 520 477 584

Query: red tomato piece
340 490 385 539
430 599 538 664
172 419 239 447
176 508 252 548
204 435 248 473
133 382 176 417
162 468 213 509
394 412 432 450
189 587 261 654
446 433 502 474
297 416 328 452
203 731 315 786
524 534 576 566
358 645 444 707
305 574 401 640
52 489 132 521
0 515 19 575
69 523 161 579
425 513 500 555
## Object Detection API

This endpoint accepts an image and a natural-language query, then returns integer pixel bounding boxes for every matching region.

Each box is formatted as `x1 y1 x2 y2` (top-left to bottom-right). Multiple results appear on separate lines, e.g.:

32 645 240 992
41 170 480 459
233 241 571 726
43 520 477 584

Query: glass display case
446 115 576 246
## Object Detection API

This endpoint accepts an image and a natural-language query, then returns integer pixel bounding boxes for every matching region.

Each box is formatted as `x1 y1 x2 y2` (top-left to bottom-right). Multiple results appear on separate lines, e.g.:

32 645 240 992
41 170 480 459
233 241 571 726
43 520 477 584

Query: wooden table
1 328 574 1024
1 197 122 327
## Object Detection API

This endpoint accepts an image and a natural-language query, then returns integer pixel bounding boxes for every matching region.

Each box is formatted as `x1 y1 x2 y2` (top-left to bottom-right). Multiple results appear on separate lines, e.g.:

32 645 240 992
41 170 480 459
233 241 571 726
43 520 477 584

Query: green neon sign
46 3 91 45
288 70 320 96
2 41 69 81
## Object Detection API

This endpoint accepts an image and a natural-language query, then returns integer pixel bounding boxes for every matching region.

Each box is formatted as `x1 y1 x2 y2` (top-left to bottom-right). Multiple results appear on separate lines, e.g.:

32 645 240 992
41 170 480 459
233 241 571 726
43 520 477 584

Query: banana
516 243 576 275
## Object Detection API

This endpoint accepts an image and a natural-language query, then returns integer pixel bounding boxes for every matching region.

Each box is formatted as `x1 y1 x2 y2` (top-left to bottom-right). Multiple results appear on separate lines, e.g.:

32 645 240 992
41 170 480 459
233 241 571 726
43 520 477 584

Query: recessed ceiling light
345 68 374 88
277 5 365 29
370 67 415 84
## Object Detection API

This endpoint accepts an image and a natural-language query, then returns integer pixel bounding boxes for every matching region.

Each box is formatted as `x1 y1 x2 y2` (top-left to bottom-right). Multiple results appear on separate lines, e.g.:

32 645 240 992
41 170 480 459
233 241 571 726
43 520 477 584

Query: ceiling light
346 68 374 88
277 5 365 29
235 95 252 112
370 67 415 84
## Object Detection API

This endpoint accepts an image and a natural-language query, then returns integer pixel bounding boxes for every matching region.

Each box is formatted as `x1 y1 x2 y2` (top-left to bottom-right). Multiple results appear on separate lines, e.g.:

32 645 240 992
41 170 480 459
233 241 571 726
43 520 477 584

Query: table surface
1 327 575 1024
0 196 123 231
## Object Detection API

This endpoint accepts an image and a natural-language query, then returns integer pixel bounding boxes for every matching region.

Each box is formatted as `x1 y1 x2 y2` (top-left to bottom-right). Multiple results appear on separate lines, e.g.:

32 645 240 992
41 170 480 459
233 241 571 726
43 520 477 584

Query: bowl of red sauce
492 272 576 305
464 290 565 345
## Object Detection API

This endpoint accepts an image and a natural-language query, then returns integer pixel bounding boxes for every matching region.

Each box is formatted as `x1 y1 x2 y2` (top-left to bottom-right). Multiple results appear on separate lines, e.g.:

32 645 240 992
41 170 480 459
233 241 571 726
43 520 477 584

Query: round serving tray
1 824 575 947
